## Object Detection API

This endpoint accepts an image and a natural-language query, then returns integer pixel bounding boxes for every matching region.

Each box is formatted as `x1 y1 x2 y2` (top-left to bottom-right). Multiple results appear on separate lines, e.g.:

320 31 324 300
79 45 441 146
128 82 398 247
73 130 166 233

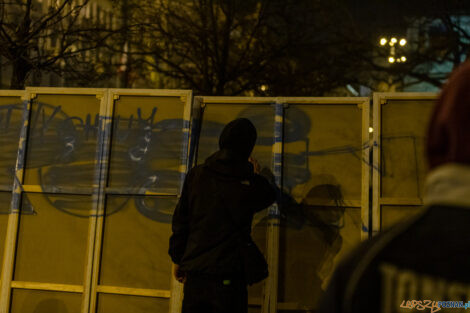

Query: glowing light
391 37 397 43
379 38 387 46
399 38 407 46
388 56 395 63
260 85 268 92
401 56 407 62
369 127 374 133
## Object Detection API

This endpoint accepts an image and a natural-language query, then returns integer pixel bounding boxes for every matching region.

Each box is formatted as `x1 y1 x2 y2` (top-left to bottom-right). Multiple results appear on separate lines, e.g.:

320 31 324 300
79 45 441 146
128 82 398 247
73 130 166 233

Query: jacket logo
241 180 250 186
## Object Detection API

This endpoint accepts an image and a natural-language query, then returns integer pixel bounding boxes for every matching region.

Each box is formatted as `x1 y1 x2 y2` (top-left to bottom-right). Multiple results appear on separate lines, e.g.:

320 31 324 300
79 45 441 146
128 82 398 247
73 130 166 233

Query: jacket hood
427 61 470 170
204 118 257 178
218 118 257 161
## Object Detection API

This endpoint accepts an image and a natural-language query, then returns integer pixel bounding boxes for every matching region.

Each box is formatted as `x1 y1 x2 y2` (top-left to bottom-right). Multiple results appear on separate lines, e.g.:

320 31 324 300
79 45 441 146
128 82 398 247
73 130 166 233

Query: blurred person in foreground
169 118 276 313
318 61 470 313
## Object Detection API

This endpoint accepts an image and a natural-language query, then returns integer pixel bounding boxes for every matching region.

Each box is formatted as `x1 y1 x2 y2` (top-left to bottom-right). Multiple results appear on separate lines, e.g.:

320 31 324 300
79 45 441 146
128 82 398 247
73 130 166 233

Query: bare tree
118 0 383 96
119 0 291 95
0 0 121 89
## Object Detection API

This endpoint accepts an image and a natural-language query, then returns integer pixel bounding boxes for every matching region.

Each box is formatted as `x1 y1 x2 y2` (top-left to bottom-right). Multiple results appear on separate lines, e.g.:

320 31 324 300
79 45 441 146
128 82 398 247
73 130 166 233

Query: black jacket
318 161 470 313
318 204 470 313
169 118 276 276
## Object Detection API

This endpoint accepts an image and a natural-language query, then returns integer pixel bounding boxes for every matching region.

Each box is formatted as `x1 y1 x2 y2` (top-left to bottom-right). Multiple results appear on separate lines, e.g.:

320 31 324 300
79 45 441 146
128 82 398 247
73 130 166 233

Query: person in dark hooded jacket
169 118 276 313
318 61 470 313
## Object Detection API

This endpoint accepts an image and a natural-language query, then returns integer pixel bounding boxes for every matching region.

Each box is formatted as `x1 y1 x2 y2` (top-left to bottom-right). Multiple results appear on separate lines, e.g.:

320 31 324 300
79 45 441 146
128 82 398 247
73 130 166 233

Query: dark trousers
182 274 248 313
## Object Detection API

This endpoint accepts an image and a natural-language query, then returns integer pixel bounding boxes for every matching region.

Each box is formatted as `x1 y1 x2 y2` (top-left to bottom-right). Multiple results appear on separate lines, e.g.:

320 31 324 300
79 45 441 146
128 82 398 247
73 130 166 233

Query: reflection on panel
97 294 169 313
381 100 435 199
14 193 90 285
24 94 102 188
100 195 177 290
381 205 426 230
279 103 362 309
0 191 11 279
283 104 362 201
0 96 23 189
197 104 274 170
278 207 361 310
10 289 82 313
108 96 185 193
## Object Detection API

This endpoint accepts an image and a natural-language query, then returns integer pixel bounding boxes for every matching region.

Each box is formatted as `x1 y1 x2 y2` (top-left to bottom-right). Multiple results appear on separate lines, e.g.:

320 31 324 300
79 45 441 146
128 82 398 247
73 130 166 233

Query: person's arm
250 174 277 212
248 157 277 212
168 170 192 280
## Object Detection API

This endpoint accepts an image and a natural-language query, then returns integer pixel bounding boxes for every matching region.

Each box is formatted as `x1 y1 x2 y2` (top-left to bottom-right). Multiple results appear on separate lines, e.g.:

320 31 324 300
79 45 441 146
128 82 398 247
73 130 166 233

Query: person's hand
249 156 261 174
173 263 187 283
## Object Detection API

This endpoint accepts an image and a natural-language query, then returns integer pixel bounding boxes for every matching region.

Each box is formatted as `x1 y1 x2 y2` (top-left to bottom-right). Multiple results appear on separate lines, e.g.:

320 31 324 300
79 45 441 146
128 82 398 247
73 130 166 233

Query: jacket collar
204 150 254 179
424 163 470 208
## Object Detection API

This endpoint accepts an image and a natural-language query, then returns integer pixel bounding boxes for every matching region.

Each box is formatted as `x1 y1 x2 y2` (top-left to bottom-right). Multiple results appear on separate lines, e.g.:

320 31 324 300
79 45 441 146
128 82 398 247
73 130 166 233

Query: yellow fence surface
0 90 437 313
195 96 370 313
372 93 437 235
0 88 192 313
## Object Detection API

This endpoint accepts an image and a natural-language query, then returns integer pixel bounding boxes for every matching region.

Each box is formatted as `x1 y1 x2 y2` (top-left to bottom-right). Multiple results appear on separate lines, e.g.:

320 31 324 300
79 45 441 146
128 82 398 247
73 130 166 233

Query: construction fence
0 88 437 313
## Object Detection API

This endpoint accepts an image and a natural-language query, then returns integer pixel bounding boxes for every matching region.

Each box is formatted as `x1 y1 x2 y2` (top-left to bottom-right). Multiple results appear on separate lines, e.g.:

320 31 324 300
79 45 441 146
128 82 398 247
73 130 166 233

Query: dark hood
427 61 470 170
218 118 257 161
204 118 257 178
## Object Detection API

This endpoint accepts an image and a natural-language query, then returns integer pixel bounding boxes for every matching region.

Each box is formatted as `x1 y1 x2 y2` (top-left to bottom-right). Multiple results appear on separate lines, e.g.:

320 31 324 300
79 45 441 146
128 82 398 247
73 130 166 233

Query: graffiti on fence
0 101 426 224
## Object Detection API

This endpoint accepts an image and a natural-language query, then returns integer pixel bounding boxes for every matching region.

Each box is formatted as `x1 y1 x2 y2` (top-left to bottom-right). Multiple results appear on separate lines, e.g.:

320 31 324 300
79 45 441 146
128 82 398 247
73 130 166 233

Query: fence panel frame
0 87 108 313
372 92 438 235
82 89 193 313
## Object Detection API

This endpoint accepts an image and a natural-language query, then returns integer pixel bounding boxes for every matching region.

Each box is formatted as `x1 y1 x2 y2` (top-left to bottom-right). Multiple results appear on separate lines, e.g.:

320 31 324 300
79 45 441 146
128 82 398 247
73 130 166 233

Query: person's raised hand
173 263 187 283
249 156 261 174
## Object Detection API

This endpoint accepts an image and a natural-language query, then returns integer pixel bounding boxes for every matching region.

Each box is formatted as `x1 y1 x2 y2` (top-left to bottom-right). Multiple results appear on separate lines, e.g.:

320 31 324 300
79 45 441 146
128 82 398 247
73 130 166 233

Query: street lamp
378 36 407 63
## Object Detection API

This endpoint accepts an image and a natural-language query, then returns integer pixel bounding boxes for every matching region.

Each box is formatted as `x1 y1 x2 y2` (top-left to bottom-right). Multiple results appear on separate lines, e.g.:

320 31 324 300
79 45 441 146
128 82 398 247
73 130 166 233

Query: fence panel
0 88 192 313
195 96 370 313
278 98 368 312
372 93 437 234
0 88 107 313
90 89 192 313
